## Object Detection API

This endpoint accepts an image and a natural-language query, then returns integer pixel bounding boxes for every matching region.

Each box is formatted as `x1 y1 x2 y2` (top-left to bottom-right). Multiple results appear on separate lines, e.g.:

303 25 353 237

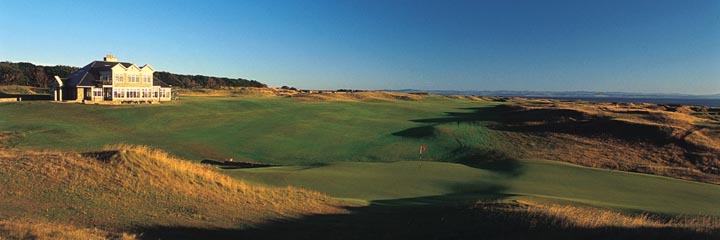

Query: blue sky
1 0 718 94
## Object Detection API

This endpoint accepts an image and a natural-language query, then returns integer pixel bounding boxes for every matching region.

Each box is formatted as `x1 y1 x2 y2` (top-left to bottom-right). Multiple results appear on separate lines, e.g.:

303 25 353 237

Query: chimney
104 54 118 62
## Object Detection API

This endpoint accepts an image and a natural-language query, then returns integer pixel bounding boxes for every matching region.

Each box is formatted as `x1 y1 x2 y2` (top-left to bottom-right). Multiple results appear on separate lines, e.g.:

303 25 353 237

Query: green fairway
2 96 719 218
0 96 496 164
226 159 720 216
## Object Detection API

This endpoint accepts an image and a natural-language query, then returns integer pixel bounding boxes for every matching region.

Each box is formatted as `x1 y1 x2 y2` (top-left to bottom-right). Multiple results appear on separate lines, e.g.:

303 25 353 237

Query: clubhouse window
114 74 124 82
100 72 111 81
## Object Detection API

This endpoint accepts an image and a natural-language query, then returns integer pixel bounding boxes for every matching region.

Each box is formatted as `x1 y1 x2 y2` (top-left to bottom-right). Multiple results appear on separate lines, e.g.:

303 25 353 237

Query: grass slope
0 145 339 234
2 96 720 238
226 159 720 216
0 96 492 164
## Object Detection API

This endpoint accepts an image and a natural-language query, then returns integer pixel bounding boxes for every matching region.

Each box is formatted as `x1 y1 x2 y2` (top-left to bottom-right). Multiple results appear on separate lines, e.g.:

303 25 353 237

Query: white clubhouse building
52 54 172 104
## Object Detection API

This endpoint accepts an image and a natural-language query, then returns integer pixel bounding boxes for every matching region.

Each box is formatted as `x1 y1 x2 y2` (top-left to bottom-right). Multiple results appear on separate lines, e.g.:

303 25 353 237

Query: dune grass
493 199 720 230
2 95 719 237
3 96 719 215
0 219 137 240
0 145 340 233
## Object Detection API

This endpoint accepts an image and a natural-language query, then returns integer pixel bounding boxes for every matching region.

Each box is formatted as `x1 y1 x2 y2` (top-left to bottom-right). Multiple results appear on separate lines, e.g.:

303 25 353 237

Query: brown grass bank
0 145 342 237
482 100 720 183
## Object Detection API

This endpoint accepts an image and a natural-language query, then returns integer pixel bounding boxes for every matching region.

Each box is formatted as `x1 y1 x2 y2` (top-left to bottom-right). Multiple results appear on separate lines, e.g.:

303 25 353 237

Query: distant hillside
393 89 720 99
0 61 267 89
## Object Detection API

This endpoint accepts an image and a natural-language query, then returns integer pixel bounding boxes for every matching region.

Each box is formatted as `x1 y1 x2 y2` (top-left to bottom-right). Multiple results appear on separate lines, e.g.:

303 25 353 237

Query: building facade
52 54 172 104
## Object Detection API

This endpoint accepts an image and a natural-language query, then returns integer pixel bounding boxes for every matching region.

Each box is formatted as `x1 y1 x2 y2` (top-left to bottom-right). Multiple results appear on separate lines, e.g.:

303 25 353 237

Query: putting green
226 159 720 216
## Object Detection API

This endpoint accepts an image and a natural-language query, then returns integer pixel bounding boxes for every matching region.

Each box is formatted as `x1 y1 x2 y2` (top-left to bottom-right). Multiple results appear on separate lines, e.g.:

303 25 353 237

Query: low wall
0 94 51 101
0 97 20 102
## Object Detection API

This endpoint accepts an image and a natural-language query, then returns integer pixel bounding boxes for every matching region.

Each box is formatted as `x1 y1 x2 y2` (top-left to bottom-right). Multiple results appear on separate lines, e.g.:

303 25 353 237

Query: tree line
0 61 267 89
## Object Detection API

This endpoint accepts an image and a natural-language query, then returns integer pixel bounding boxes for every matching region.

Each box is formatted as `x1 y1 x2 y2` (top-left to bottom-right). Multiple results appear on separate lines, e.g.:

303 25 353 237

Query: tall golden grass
490 100 720 184
102 144 338 213
0 219 136 240
0 145 342 234
475 199 720 232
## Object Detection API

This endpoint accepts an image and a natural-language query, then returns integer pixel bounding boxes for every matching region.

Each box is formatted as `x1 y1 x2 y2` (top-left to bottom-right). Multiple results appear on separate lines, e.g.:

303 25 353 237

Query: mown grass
2 95 719 238
0 96 494 164
227 159 720 216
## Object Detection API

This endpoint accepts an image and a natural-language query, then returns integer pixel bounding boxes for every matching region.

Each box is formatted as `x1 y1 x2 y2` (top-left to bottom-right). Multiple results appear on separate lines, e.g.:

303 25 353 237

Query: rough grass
144 196 719 239
0 219 136 240
0 145 341 235
473 199 720 235
2 94 720 238
476 101 720 183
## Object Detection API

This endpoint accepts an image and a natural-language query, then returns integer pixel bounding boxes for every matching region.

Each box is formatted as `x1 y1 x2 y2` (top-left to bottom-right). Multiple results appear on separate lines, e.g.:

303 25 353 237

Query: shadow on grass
458 150 524 177
136 192 718 240
82 151 120 163
134 105 720 239
392 125 436 138
137 189 506 240
200 159 279 169
391 106 527 175
398 105 673 142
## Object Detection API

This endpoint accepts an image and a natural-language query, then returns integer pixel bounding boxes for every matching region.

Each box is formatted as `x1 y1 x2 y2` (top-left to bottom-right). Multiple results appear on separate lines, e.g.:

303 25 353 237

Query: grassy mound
0 219 136 240
141 197 720 239
0 145 340 236
466 101 720 183
2 95 717 184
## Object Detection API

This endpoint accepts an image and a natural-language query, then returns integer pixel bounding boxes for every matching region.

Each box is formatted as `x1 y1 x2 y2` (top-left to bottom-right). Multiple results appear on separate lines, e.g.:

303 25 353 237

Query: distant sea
526 97 720 108
392 90 720 108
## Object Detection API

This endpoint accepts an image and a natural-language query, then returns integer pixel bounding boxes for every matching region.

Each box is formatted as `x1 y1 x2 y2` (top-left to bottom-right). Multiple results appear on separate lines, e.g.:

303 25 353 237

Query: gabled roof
140 64 154 71
153 78 171 87
64 61 133 87
63 60 169 88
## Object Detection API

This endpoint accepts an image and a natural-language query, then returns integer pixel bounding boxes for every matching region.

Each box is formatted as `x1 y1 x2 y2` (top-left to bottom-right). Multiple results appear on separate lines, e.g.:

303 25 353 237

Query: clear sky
1 0 718 94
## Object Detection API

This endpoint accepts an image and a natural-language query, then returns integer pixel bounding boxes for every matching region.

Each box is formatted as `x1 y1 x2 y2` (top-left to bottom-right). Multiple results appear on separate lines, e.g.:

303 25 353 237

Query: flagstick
418 145 424 169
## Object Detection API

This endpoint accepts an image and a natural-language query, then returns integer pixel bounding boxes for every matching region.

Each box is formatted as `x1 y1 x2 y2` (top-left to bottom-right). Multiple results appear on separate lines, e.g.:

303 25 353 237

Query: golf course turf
227 159 720 216
1 95 719 239
0 96 496 164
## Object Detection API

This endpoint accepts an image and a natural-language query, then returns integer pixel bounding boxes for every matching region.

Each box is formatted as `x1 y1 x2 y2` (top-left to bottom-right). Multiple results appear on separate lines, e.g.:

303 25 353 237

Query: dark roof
63 60 169 88
153 78 170 87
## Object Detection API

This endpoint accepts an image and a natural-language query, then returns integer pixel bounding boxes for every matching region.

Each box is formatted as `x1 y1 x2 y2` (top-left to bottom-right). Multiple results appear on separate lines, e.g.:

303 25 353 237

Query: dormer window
99 72 111 81
129 74 139 83
114 73 124 83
